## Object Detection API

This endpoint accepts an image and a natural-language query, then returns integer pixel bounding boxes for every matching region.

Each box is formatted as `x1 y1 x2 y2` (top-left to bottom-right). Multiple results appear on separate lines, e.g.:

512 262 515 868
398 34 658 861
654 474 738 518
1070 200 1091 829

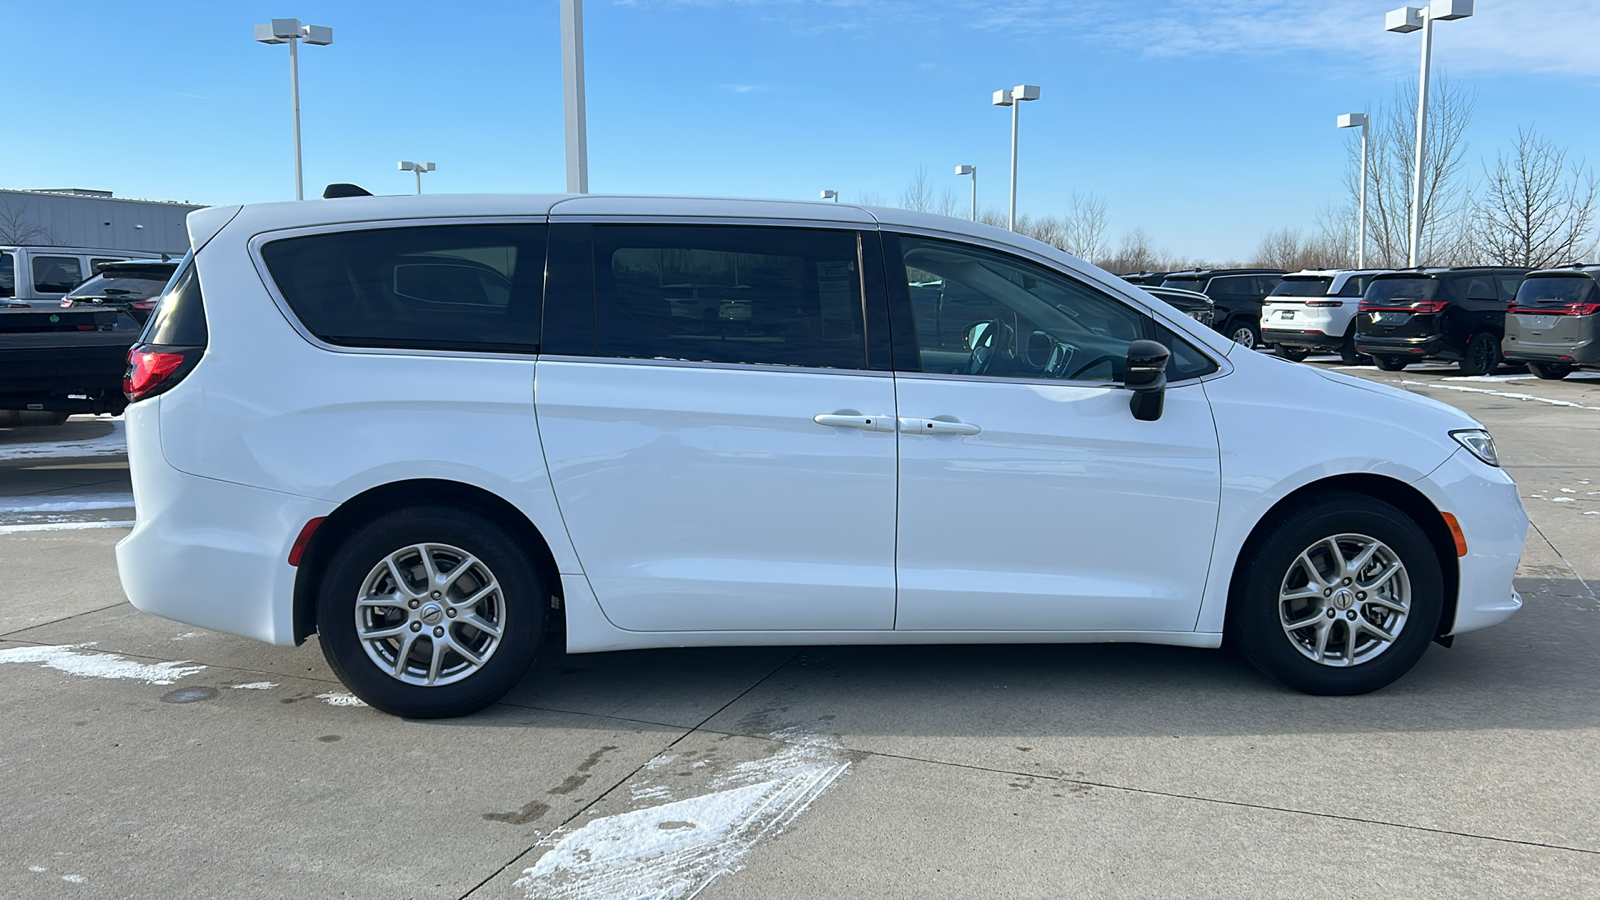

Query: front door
887 233 1223 633
535 222 898 632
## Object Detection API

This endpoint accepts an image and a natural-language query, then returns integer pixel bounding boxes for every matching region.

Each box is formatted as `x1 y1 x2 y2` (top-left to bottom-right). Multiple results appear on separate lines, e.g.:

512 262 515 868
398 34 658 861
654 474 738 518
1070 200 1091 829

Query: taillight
1306 300 1344 308
1411 300 1447 313
123 345 201 402
60 299 74 308
1571 303 1600 316
131 299 158 311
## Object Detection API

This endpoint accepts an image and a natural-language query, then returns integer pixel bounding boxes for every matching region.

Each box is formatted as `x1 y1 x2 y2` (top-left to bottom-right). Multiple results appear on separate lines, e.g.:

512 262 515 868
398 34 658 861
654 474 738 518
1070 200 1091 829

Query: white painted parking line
1399 380 1600 412
0 520 134 534
0 493 135 513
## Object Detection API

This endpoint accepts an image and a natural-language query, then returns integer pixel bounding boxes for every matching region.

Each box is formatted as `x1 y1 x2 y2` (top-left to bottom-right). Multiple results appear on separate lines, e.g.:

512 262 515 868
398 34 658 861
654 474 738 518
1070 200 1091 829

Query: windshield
64 272 171 301
1364 277 1439 306
1160 275 1206 291
0 251 12 298
1269 277 1333 298
1514 275 1598 307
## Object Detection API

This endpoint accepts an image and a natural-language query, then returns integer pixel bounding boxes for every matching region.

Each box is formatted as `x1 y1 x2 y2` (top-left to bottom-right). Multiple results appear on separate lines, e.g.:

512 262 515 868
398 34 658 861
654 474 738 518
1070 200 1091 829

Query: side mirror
1125 339 1170 422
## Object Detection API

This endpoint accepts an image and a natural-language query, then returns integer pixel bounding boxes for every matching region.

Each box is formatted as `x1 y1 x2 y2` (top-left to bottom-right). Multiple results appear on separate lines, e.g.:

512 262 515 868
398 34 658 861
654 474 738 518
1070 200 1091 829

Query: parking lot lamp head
955 165 977 221
398 161 436 195
1387 2 1471 267
994 85 1040 231
254 18 334 202
1337 113 1370 268
820 190 839 202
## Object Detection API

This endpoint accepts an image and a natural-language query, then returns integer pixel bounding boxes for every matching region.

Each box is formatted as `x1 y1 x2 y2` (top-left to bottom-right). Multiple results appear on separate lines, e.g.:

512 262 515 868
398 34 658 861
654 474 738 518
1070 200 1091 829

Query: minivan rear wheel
315 505 546 718
1274 346 1310 362
1339 332 1365 365
1372 356 1408 372
1458 333 1501 376
1232 494 1442 695
1528 361 1573 380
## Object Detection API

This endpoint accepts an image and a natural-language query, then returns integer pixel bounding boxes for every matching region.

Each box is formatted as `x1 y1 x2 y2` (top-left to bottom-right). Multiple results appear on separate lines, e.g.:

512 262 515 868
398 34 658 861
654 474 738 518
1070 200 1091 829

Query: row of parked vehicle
1121 263 1600 379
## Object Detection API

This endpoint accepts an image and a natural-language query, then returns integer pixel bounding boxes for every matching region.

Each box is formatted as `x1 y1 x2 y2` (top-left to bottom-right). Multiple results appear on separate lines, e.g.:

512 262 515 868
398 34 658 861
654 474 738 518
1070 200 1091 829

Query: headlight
1451 429 1500 467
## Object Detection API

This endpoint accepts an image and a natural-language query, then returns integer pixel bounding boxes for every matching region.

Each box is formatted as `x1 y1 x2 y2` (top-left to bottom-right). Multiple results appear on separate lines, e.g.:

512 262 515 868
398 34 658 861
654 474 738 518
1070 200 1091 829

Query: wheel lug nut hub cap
1332 588 1356 611
419 602 445 626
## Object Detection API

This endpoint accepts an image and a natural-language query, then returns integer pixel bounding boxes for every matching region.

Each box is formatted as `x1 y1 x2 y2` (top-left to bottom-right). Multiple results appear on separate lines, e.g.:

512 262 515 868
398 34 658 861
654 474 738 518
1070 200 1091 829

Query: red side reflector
288 517 327 567
1440 513 1468 558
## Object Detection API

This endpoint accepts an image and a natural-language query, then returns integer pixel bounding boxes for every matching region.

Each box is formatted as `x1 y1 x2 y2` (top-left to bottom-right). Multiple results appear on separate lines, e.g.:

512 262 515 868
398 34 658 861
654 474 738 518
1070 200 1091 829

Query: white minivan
117 195 1527 717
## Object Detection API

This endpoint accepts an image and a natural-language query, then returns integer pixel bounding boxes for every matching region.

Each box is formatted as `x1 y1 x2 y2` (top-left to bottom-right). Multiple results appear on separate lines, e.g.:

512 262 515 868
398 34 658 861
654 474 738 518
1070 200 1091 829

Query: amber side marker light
1440 512 1469 557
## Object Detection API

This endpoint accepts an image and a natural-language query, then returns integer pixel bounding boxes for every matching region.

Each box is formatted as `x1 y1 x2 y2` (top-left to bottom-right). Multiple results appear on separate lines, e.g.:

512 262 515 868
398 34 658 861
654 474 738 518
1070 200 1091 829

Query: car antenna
322 183 373 199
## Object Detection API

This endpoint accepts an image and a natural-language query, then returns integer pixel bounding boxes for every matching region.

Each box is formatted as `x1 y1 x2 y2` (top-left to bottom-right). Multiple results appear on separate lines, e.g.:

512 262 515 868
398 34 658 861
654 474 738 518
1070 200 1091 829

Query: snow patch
0 520 134 534
1585 511 1600 516
1561 488 1577 494
0 493 134 513
230 681 278 690
316 691 367 707
515 734 850 900
1551 497 1576 503
0 644 204 685
28 866 46 873
61 875 86 884
0 421 126 461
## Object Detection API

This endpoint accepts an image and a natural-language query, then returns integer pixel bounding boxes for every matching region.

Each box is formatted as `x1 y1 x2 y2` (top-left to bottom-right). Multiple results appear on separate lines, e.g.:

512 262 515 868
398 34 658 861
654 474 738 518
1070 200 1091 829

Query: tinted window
1461 276 1498 301
0 251 13 298
140 255 207 346
1161 275 1206 292
260 225 546 352
1497 274 1525 301
590 225 867 369
1515 275 1599 307
1207 275 1253 296
1254 275 1283 294
1337 275 1376 298
1153 324 1219 381
32 255 83 293
1270 277 1333 298
898 236 1214 383
90 257 124 274
64 272 171 301
1365 277 1439 306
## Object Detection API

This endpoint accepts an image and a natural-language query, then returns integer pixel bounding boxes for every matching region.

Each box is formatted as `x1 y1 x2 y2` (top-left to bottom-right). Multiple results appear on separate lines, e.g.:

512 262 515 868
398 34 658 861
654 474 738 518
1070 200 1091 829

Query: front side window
589 225 867 370
32 255 83 294
0 251 13 298
260 224 546 352
897 236 1214 383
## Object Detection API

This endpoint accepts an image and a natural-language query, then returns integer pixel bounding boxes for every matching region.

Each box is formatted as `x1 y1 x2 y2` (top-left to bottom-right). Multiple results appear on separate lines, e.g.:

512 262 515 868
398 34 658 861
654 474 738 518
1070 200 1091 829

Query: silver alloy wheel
1278 532 1410 667
1230 325 1256 348
354 542 506 686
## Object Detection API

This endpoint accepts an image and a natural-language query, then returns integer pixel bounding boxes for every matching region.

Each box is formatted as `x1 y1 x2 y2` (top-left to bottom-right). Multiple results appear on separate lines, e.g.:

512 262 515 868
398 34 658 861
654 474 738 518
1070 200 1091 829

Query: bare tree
1470 127 1599 268
934 187 959 218
1334 77 1475 267
1252 227 1350 271
900 166 933 213
1059 193 1109 261
855 190 885 207
0 196 56 245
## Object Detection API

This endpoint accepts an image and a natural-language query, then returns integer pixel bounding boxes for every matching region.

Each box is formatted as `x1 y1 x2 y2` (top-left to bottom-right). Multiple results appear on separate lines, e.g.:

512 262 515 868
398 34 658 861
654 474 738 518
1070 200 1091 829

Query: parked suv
1260 270 1391 363
1160 269 1287 348
118 193 1525 717
1501 265 1600 379
1355 268 1529 373
59 259 178 325
0 246 166 309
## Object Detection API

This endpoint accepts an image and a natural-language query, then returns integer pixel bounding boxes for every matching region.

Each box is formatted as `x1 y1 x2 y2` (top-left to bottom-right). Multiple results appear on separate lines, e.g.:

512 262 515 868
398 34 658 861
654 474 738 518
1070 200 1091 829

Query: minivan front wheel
1528 361 1573 380
316 505 546 717
1232 494 1442 695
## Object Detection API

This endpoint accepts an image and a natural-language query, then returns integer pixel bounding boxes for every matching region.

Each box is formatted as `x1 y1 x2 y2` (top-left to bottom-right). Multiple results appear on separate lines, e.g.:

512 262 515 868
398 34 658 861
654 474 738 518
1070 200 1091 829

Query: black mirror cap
323 183 373 199
1125 339 1171 388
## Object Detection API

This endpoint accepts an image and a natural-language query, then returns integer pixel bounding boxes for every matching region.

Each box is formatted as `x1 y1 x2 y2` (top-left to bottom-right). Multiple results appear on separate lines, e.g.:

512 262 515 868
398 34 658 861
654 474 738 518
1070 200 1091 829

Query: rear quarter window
0 251 13 297
259 224 547 352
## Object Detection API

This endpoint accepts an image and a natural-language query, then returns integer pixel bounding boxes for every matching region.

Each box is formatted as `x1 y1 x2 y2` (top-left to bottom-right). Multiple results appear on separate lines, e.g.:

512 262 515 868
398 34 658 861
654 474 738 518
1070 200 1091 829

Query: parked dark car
1501 265 1600 379
1117 271 1169 286
1143 286 1215 329
1354 267 1530 374
58 259 179 325
1160 269 1286 348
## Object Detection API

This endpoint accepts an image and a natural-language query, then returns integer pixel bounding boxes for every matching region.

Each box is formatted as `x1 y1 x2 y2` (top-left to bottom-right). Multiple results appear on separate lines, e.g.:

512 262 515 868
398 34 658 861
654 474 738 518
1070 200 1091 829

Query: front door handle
899 417 982 436
814 413 895 433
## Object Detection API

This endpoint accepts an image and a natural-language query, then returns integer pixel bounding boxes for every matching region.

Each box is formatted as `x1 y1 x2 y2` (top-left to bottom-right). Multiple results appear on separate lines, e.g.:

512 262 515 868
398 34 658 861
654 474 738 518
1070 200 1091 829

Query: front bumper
1417 448 1528 635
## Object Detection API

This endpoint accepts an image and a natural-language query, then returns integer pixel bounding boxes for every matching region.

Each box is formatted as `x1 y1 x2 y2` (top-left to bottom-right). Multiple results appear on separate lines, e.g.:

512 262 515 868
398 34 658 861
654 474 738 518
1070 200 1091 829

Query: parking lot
2 357 1597 899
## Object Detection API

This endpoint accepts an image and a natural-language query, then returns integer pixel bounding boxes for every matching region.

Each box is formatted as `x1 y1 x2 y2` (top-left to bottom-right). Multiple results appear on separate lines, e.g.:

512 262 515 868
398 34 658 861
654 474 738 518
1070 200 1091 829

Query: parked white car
1260 269 1392 363
117 194 1527 717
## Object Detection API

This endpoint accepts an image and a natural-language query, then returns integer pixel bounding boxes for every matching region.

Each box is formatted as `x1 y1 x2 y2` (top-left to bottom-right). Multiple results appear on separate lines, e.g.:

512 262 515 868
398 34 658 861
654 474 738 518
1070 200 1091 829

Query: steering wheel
1065 353 1121 381
967 319 1014 376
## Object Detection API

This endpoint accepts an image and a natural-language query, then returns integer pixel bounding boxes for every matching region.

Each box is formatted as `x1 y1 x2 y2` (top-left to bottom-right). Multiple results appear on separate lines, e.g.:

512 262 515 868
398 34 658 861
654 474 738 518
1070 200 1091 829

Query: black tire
1226 319 1260 349
1274 346 1311 362
1231 493 1442 695
1339 332 1366 365
1458 332 1501 376
1373 356 1408 372
316 504 546 718
1528 361 1573 380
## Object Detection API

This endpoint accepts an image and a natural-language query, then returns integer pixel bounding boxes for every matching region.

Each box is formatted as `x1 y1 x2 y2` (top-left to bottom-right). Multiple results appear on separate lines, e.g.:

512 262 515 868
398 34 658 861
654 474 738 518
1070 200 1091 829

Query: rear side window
1337 275 1375 298
1270 277 1332 298
32 255 83 294
588 225 868 369
1207 276 1252 296
260 224 547 352
141 257 208 346
1160 275 1206 292
0 251 13 298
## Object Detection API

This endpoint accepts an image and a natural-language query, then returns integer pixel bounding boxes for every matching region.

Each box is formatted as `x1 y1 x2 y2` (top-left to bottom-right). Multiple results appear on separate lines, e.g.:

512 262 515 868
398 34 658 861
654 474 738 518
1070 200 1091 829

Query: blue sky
6 0 1599 260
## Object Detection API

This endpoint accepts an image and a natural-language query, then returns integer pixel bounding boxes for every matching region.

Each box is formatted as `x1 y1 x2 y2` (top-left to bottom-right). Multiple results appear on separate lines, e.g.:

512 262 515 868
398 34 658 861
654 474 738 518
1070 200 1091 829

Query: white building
0 188 203 255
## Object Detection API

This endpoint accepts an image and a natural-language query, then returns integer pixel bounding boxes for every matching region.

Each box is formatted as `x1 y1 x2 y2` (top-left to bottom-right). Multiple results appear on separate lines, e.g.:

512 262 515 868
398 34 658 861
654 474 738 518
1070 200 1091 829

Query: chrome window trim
883 223 1233 381
535 354 894 379
892 369 1218 390
246 216 549 360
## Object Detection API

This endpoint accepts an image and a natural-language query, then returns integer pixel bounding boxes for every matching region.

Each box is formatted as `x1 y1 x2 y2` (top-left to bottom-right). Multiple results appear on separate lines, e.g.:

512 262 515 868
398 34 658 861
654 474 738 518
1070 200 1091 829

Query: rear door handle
814 413 895 433
899 417 981 436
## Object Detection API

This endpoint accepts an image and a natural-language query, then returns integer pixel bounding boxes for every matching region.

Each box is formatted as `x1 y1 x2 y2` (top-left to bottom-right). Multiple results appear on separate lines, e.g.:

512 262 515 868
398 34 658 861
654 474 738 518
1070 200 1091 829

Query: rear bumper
115 401 331 646
1502 331 1600 365
1262 329 1344 351
1354 333 1455 360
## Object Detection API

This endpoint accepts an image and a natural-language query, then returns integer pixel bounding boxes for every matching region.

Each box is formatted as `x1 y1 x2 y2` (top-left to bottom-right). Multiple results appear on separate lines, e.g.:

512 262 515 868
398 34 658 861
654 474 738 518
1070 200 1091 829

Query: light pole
561 0 588 193
1336 114 1369 268
955 165 977 221
399 161 436 194
992 84 1040 231
820 190 839 202
254 18 333 201
1386 0 1473 267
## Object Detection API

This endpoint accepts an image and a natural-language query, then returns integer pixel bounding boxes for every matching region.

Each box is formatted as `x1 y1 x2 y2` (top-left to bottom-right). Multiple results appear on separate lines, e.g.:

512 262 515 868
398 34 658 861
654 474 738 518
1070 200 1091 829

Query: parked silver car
1501 265 1600 380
